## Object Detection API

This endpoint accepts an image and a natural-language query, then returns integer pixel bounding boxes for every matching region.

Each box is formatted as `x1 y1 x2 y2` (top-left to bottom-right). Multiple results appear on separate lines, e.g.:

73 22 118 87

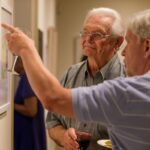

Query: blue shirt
72 71 150 150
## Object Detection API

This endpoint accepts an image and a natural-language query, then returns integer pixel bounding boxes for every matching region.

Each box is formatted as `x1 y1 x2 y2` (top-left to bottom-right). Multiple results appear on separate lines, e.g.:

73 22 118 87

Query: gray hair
128 9 150 41
83 7 124 37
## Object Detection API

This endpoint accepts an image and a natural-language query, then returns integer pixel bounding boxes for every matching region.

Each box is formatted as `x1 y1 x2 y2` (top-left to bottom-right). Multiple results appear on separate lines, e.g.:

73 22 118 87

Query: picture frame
0 4 13 114
38 29 43 59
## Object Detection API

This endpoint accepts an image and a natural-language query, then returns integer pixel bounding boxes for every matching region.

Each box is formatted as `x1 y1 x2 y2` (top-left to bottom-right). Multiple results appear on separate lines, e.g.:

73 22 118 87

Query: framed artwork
38 29 43 59
0 5 13 114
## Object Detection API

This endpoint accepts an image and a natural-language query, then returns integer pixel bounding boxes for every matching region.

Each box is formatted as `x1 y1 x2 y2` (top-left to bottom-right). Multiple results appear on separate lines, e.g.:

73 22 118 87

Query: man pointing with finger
2 9 150 150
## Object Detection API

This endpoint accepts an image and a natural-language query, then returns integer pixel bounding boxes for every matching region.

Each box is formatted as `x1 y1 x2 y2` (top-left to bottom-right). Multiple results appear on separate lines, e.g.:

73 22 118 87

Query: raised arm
2 23 73 117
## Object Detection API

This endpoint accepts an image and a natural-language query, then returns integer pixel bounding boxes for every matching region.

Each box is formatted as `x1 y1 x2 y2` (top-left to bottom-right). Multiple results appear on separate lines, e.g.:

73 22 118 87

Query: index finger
1 23 17 33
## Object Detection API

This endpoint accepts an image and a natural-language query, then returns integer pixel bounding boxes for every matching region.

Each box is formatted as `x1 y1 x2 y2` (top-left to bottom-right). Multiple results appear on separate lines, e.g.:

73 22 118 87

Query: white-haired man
2 9 150 150
46 7 125 150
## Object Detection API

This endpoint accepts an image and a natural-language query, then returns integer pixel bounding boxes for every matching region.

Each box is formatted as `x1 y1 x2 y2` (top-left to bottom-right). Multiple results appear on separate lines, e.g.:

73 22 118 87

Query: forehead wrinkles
84 15 114 34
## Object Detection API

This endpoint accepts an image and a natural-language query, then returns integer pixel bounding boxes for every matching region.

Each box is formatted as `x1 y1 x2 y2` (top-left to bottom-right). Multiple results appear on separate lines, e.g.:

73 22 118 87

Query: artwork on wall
38 29 43 59
0 6 13 114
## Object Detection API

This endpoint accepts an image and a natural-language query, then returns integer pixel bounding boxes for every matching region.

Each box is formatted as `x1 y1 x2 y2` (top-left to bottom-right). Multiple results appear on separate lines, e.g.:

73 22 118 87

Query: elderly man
2 8 150 150
46 7 125 150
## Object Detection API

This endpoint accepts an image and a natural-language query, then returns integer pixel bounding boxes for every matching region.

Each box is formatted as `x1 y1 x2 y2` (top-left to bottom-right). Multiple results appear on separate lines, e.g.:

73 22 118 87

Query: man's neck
87 53 116 77
87 57 106 77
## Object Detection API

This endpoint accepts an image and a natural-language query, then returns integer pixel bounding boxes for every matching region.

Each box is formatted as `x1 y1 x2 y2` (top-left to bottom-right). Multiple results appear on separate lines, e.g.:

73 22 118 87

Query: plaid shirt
46 54 125 150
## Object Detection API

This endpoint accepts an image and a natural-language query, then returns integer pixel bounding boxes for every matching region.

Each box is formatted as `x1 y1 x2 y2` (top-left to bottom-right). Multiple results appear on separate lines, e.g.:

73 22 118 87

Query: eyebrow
82 28 106 35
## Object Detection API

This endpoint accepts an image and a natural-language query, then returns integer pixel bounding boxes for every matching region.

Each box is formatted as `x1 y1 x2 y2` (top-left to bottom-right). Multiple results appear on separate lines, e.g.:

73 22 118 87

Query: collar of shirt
83 54 118 81
100 54 118 79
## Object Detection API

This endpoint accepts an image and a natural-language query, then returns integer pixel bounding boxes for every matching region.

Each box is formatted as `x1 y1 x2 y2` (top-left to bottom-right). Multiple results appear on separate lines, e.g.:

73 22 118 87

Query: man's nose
84 35 94 43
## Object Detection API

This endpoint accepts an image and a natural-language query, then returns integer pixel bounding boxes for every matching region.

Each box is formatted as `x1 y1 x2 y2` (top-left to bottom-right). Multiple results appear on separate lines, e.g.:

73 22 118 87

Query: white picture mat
0 6 13 114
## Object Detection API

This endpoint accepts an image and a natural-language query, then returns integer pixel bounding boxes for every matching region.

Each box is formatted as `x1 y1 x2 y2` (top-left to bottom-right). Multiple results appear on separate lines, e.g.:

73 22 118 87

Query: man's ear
144 39 150 58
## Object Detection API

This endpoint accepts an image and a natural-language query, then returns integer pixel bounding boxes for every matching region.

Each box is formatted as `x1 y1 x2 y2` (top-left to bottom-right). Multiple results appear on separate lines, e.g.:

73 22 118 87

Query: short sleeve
21 75 35 98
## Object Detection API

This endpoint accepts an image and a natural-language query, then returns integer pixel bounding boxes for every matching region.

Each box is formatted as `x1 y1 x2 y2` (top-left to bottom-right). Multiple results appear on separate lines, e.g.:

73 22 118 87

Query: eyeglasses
80 31 111 41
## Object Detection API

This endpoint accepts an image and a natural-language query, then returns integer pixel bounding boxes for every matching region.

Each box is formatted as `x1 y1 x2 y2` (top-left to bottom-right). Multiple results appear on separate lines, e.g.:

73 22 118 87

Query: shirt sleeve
46 112 65 129
72 74 150 128
22 75 35 98
45 68 71 129
72 83 109 125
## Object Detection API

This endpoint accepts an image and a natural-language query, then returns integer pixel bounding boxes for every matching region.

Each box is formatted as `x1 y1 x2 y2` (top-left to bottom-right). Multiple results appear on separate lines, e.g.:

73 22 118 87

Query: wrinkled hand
63 128 80 150
2 23 35 56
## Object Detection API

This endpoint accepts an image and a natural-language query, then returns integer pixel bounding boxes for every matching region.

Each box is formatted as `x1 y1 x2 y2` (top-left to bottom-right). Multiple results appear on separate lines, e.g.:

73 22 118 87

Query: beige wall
38 0 59 150
0 107 13 150
56 0 150 78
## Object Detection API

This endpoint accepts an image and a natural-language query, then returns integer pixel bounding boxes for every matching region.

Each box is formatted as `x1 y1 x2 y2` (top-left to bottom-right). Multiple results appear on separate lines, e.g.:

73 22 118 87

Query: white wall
38 0 58 150
56 0 150 78
14 0 38 47
38 0 56 67
0 106 13 150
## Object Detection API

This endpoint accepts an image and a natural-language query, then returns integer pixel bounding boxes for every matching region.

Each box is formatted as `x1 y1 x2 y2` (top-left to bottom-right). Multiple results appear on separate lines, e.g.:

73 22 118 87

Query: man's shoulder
60 61 86 87
69 61 86 70
66 61 86 76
